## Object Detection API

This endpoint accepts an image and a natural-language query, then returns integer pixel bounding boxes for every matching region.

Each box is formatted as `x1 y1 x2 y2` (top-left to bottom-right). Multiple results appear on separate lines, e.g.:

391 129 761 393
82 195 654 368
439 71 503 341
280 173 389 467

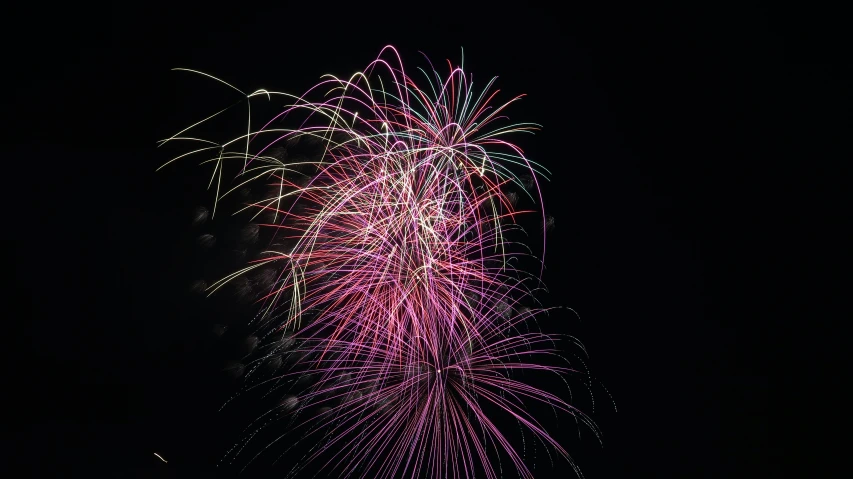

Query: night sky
14 3 843 478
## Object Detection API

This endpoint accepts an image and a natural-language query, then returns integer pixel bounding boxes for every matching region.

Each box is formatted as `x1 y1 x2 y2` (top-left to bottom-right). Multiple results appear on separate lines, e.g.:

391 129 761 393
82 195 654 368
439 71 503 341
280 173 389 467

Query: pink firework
160 46 599 478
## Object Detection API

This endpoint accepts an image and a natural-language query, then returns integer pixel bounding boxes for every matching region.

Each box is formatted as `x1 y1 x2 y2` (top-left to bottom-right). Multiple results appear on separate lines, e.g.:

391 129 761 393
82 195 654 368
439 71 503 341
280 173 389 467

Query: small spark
154 452 168 463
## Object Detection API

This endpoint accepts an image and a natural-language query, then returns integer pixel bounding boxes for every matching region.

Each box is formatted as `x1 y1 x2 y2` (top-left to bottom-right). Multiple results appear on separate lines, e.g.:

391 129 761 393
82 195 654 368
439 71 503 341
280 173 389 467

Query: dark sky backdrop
12 2 845 478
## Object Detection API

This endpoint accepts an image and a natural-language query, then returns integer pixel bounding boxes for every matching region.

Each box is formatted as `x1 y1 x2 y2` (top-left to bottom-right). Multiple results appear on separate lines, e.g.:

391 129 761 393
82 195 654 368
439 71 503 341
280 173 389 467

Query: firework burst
160 46 601 478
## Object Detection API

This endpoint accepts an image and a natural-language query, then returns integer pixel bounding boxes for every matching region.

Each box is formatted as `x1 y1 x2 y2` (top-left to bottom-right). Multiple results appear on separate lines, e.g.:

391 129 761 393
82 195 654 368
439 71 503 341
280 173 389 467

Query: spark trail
160 45 600 479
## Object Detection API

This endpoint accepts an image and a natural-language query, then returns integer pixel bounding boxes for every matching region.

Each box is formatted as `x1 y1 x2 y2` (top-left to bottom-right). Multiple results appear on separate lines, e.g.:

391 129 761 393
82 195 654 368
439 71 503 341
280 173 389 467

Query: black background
12 2 846 477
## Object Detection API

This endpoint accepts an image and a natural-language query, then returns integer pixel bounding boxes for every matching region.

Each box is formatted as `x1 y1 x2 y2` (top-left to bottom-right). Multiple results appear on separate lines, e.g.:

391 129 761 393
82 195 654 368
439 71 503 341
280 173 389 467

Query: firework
160 46 600 478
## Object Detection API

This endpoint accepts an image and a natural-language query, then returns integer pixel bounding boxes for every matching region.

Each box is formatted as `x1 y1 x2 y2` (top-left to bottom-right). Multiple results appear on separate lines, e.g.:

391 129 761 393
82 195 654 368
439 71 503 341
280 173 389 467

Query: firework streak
160 46 599 479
